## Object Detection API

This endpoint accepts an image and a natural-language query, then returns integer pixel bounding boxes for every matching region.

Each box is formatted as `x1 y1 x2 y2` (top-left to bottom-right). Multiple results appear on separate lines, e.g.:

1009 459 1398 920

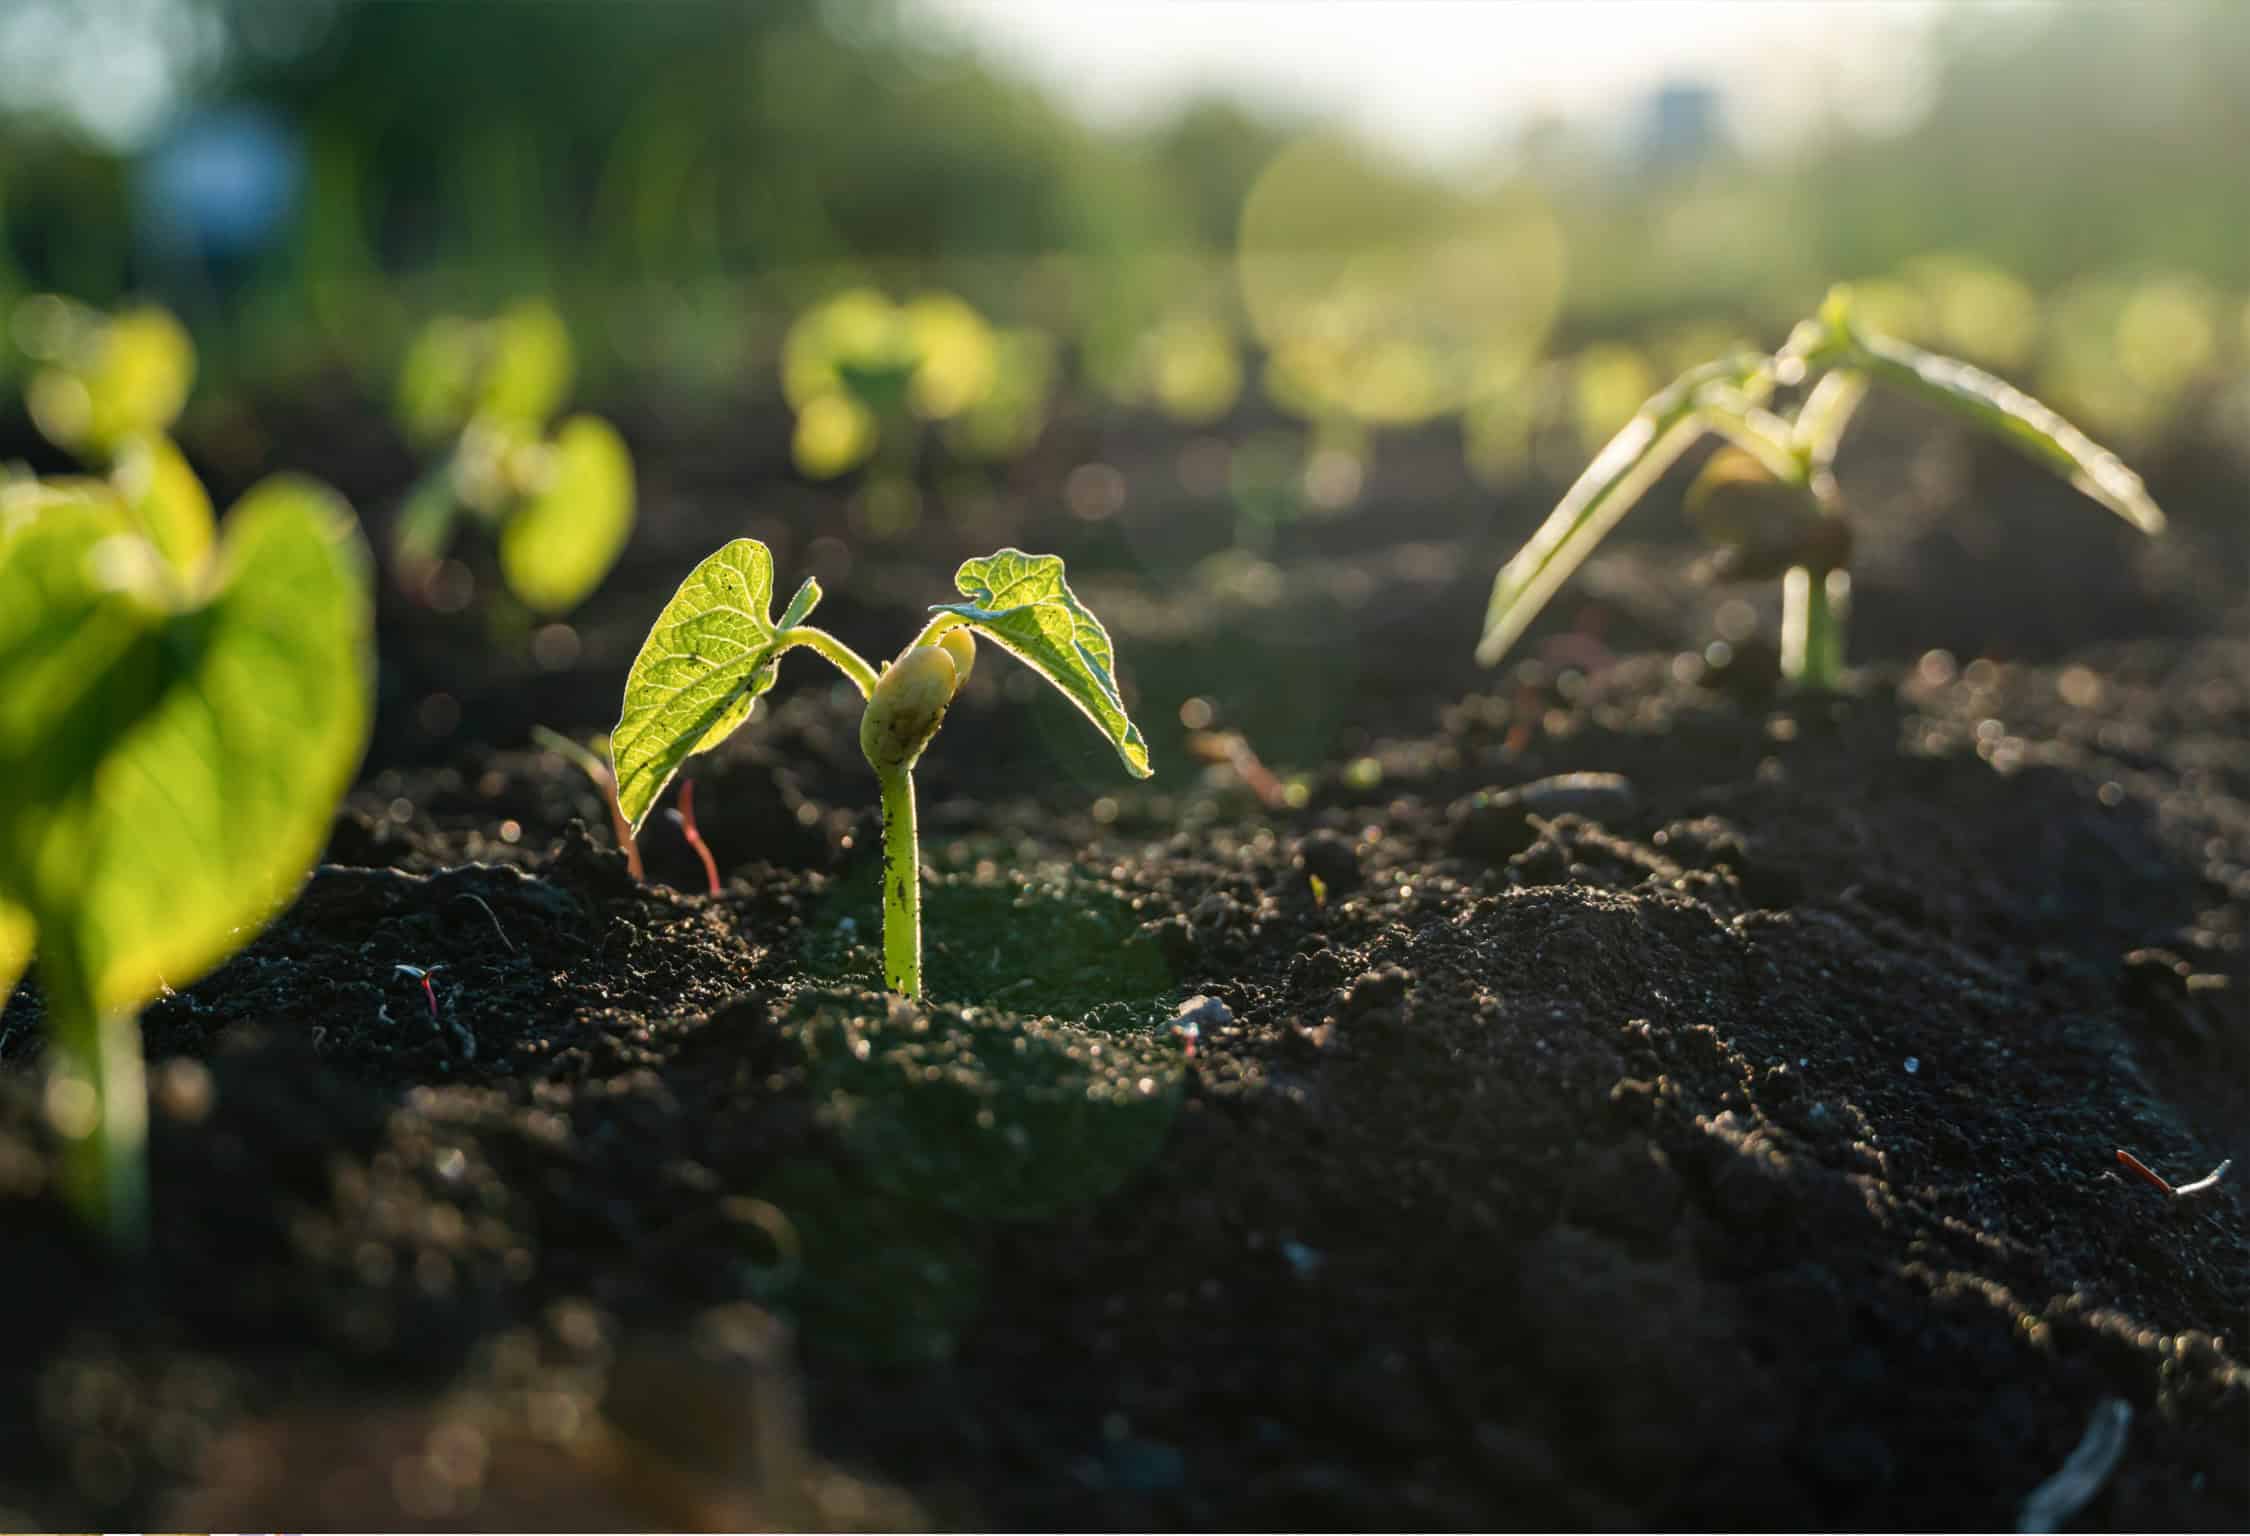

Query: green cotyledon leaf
930 548 1151 779
499 413 636 615
0 475 373 1018
611 539 804 832
1841 328 2165 534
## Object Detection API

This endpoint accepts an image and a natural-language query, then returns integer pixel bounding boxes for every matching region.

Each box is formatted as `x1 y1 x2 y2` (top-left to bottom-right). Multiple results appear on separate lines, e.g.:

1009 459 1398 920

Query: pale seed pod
937 627 976 690
860 645 958 773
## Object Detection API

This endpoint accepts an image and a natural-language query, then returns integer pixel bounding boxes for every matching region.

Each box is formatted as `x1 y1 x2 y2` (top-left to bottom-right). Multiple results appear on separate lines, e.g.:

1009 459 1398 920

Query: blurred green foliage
0 469 374 1244
0 0 2239 477
390 300 636 616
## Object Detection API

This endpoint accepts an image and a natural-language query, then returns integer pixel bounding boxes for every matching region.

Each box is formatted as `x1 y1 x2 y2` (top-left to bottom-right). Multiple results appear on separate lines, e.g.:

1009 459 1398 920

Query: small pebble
1173 994 1233 1030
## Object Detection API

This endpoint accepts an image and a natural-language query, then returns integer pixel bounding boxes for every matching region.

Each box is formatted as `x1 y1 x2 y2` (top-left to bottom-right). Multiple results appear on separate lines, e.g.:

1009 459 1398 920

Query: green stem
876 766 922 996
44 959 148 1249
776 626 879 699
1781 565 1850 690
900 610 966 658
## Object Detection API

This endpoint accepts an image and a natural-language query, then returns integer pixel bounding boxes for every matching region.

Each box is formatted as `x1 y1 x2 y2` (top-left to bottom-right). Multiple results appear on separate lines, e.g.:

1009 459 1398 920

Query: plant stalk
46 970 148 1250
876 765 922 996
777 626 879 698
1781 565 1850 690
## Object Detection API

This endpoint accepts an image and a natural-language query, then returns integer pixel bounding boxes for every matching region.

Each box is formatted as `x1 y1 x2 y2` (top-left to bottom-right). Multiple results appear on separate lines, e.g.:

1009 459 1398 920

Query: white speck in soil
1904 1057 1921 1074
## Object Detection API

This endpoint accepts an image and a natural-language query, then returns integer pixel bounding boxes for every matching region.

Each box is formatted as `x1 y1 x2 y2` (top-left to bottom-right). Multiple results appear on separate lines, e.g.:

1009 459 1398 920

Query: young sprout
392 301 636 618
668 780 723 897
1476 286 2166 690
531 725 645 880
609 545 1150 997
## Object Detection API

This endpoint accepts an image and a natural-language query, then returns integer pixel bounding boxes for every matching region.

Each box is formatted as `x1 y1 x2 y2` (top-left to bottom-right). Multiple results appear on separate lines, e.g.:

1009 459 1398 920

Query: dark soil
2 384 2245 1530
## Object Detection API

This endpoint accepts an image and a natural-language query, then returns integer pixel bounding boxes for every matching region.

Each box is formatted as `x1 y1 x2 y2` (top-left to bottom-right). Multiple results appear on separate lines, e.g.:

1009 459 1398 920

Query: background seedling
9 296 214 587
1476 285 2167 690
393 300 636 617
609 543 1150 997
0 472 374 1246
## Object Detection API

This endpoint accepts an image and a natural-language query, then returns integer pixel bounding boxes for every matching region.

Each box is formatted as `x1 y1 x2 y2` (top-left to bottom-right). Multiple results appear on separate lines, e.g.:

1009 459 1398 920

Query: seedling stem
672 780 723 897
532 725 644 880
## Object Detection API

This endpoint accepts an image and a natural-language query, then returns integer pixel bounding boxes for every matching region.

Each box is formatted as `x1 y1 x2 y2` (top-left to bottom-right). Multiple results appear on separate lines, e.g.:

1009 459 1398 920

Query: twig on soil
665 779 723 897
2016 1396 2130 1534
452 891 517 954
1187 729 1289 810
2115 1148 2232 1200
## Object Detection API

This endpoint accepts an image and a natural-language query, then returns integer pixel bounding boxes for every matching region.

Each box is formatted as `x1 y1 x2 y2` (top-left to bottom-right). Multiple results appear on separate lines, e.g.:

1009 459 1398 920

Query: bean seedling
392 300 636 616
1476 285 2166 688
608 544 1150 997
0 471 374 1246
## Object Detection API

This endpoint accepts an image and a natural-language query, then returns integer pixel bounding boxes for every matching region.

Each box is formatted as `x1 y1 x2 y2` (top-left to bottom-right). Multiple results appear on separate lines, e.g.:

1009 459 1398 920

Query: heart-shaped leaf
0 475 373 1017
611 539 794 831
500 413 636 614
931 548 1151 779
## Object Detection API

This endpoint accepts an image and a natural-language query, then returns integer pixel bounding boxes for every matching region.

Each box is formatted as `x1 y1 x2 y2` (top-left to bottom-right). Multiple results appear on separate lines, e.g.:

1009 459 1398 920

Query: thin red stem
2115 1148 2173 1196
678 780 721 897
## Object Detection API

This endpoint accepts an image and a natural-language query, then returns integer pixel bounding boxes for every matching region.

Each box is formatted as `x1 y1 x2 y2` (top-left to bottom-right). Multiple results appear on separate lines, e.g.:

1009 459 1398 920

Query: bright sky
912 0 1963 167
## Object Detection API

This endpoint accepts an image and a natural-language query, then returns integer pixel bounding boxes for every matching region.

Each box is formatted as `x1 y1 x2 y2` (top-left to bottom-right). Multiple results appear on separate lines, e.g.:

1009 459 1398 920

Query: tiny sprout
610 544 1150 997
1477 284 2165 690
394 963 443 1020
530 725 644 881
667 780 722 897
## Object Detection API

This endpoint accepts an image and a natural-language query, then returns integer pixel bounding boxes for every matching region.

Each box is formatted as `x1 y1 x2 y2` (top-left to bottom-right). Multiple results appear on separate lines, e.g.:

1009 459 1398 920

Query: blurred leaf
111 434 215 581
1478 354 1771 667
478 300 575 429
500 413 636 614
611 539 791 831
902 293 995 420
91 308 196 456
1146 319 1241 424
932 549 1151 779
395 315 482 447
946 328 1055 461
792 391 878 479
0 476 373 1019
27 306 196 461
1844 329 2165 533
1790 370 1869 477
0 897 28 1014
783 289 909 411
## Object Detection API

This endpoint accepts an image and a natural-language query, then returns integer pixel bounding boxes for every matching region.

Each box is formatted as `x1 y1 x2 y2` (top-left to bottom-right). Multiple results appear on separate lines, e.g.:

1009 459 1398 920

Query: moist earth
1 389 2244 1529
